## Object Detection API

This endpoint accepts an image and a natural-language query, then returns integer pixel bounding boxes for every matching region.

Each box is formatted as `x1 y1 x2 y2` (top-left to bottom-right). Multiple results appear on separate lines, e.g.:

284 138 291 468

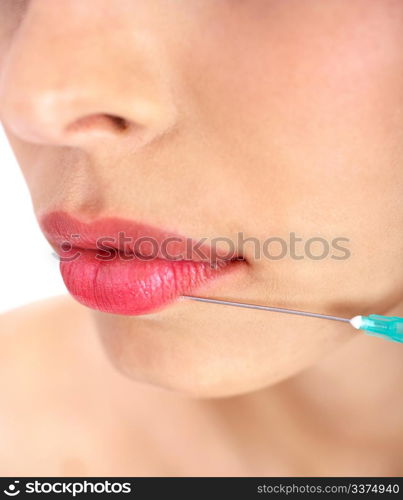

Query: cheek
182 0 403 168
176 1 403 309
183 0 403 220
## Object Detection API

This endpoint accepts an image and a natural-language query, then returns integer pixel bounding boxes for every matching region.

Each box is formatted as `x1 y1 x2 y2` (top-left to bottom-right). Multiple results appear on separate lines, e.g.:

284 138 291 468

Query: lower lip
60 248 238 315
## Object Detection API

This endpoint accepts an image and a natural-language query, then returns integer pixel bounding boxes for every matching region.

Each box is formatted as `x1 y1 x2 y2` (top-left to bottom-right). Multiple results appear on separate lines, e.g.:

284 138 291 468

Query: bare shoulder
0 297 109 475
0 297 174 476
0 295 92 338
0 296 98 376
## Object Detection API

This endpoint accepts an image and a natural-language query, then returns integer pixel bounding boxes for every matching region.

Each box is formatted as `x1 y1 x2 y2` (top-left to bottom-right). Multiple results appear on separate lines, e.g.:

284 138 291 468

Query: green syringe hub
350 314 403 343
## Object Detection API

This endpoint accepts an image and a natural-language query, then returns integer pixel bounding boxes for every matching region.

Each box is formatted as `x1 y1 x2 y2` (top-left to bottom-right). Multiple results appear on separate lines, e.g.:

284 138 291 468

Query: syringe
182 295 403 344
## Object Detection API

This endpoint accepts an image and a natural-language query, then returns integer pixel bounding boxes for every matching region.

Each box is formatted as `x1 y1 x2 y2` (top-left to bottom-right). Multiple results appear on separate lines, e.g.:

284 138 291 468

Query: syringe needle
181 295 403 344
181 295 351 323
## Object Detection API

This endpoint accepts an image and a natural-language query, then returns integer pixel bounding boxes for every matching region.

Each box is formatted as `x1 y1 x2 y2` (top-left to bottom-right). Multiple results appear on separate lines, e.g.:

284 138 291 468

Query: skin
0 0 402 475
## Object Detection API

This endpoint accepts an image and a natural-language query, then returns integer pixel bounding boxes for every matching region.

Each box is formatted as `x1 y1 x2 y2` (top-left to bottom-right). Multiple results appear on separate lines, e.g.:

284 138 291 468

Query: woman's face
1 0 402 397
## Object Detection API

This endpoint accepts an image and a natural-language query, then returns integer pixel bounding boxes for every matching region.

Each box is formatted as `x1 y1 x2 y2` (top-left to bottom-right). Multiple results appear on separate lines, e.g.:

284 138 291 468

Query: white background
0 125 66 313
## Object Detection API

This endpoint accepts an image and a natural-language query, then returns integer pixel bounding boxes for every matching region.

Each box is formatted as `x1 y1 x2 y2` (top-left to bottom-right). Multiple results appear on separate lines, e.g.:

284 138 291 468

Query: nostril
112 116 130 131
65 113 131 134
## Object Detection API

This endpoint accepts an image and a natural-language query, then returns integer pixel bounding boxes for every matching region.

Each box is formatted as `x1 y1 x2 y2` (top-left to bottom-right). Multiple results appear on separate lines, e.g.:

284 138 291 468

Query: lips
40 211 242 315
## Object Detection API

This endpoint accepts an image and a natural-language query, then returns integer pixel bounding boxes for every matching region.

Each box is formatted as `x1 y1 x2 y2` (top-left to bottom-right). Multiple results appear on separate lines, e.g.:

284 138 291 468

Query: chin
92 309 350 399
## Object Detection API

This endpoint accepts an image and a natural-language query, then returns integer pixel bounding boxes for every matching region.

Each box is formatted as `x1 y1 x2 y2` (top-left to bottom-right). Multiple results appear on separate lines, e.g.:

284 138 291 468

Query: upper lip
40 210 241 263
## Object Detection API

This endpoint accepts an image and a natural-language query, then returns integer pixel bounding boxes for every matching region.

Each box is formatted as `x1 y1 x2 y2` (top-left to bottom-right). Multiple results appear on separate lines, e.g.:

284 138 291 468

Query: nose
0 1 177 151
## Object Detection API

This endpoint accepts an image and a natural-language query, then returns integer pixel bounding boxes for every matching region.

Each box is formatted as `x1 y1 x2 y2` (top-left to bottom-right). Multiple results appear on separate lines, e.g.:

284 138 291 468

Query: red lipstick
40 211 241 315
